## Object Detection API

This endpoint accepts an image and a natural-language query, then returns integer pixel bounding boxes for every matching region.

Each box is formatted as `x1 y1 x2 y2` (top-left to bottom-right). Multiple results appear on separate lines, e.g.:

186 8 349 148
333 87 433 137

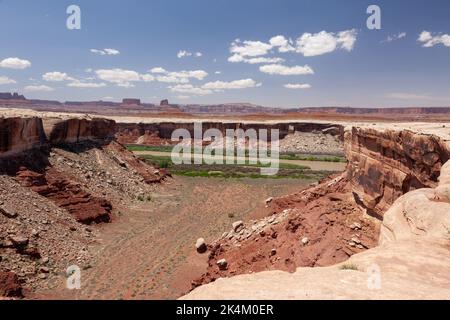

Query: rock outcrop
44 118 116 145
0 117 47 158
346 128 450 218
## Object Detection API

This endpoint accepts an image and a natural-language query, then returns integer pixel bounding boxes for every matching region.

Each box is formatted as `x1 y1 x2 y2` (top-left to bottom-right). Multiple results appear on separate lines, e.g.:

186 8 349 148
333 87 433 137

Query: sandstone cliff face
345 128 450 218
44 118 116 145
0 117 47 158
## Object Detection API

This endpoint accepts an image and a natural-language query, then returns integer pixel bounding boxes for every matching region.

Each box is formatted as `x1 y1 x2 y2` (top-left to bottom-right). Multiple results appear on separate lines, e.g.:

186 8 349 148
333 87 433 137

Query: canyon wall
0 117 117 160
116 122 343 145
0 117 47 158
345 127 450 219
44 118 116 145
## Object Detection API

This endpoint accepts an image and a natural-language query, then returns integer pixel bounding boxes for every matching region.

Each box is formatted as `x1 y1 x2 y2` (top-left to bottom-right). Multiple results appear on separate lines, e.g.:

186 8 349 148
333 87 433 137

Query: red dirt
192 174 380 289
0 271 23 298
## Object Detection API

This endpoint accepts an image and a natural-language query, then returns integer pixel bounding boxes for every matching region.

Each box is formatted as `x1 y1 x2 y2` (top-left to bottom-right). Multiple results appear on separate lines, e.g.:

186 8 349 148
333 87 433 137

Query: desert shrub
339 263 358 271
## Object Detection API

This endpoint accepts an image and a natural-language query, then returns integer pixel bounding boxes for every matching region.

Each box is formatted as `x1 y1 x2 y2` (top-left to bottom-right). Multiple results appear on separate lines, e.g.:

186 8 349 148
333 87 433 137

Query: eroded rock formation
0 117 47 157
346 128 450 218
44 118 116 145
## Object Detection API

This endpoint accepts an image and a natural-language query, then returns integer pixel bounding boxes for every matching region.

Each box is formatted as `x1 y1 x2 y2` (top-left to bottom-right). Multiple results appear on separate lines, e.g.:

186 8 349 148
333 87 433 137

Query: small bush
339 263 358 271
159 160 170 169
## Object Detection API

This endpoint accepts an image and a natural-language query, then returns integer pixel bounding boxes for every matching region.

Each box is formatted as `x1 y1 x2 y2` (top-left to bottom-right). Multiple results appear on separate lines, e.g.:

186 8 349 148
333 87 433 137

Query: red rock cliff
44 118 116 145
0 117 47 158
345 127 450 218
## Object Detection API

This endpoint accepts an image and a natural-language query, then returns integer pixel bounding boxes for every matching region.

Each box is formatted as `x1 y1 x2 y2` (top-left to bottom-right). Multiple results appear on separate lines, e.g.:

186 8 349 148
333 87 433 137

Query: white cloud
230 39 272 57
90 48 120 55
202 79 261 90
0 76 17 85
157 75 190 84
418 31 450 47
228 30 356 63
214 71 221 74
169 78 261 96
169 84 213 96
24 85 54 92
269 35 295 53
104 48 120 55
259 64 314 75
150 68 208 83
43 71 73 82
296 29 357 57
67 80 107 88
228 54 284 64
140 74 155 82
177 50 192 58
0 57 31 69
245 57 285 64
150 67 167 74
177 95 191 99
284 83 312 89
382 32 407 43
95 68 142 87
177 50 203 58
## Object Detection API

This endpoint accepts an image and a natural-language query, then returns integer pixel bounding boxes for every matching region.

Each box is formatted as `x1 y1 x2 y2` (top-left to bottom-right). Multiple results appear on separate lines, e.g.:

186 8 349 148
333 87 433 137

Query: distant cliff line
2 91 450 117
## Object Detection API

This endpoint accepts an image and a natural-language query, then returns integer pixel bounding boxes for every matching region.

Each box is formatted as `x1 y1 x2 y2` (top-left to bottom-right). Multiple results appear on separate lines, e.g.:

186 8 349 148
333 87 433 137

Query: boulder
232 221 244 233
217 259 228 270
195 238 207 254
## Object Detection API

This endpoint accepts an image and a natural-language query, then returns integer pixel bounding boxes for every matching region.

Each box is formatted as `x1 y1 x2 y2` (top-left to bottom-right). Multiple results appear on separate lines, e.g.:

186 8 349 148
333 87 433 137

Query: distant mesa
122 98 141 106
0 92 26 100
160 99 169 106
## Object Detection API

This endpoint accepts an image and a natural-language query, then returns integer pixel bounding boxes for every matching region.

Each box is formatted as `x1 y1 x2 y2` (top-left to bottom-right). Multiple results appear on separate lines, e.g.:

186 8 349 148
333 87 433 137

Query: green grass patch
280 153 346 162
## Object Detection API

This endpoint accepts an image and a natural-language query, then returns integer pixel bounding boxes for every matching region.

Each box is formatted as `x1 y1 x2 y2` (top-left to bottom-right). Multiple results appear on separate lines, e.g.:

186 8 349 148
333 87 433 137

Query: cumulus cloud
202 79 261 90
230 39 272 58
228 54 284 64
0 57 31 69
95 68 143 87
150 67 167 74
169 78 261 96
418 31 450 47
0 76 17 85
382 32 407 43
24 85 54 92
259 64 314 75
284 83 312 89
169 84 213 96
177 50 203 58
149 67 208 83
228 30 356 63
296 29 357 57
90 48 120 55
43 71 74 82
269 35 295 53
67 80 107 88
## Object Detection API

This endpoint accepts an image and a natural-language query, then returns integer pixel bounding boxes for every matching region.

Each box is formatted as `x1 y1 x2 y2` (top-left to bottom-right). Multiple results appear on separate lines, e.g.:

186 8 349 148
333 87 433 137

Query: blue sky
0 0 449 108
